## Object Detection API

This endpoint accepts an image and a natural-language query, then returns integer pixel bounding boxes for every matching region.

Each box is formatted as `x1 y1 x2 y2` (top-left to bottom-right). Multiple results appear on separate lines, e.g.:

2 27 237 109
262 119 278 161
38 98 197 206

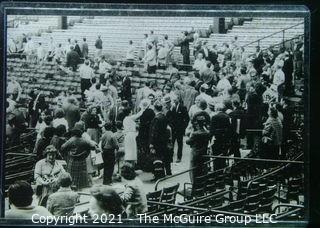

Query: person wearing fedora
34 145 65 206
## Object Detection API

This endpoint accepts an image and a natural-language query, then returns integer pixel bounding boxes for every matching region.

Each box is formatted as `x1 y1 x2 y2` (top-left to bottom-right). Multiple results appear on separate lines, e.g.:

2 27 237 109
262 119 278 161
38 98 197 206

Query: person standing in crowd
261 106 283 166
186 113 211 184
66 46 80 72
182 78 199 111
62 97 80 130
136 99 155 169
28 90 48 128
7 76 22 102
33 126 55 160
74 40 82 57
229 99 245 158
46 172 80 216
210 103 231 170
126 40 135 67
95 35 103 57
120 163 147 218
34 145 65 206
166 95 189 163
122 106 145 166
84 106 102 143
193 52 206 72
100 122 119 185
121 73 132 106
180 31 191 65
52 108 69 131
98 56 112 84
149 101 169 178
81 37 89 58
282 51 294 96
50 124 67 155
61 124 97 190
143 44 157 74
79 60 95 101
6 181 52 219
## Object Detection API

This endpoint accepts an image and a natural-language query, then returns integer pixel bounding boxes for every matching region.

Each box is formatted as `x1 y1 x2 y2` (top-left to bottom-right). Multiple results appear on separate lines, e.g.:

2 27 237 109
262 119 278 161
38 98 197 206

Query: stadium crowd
5 28 304 219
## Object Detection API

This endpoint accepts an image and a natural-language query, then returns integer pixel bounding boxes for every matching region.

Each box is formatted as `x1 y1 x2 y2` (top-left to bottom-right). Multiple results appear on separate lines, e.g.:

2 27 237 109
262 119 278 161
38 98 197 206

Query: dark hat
163 95 171 104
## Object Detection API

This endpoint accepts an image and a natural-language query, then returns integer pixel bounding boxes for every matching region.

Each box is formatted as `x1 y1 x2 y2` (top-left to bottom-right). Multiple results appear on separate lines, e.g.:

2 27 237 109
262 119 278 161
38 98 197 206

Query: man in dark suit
74 40 82 57
137 99 155 170
81 37 89 58
210 103 231 170
253 46 264 75
121 74 132 107
180 31 191 65
149 101 169 177
283 52 294 96
166 96 189 163
229 100 246 158
66 46 80 72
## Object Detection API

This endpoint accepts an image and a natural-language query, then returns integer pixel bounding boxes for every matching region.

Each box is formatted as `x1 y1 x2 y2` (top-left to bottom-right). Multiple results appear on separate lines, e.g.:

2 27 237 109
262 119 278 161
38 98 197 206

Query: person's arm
34 161 46 185
131 109 144 121
112 135 119 150
182 107 190 129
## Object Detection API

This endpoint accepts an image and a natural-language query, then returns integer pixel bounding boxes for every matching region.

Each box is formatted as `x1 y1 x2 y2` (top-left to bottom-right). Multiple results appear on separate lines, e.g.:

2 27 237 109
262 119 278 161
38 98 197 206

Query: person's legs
102 150 115 185
176 133 184 161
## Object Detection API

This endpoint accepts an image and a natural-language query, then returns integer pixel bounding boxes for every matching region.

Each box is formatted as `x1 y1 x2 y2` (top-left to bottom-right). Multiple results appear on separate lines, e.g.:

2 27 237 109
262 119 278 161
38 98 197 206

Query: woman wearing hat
34 145 65 206
61 123 98 190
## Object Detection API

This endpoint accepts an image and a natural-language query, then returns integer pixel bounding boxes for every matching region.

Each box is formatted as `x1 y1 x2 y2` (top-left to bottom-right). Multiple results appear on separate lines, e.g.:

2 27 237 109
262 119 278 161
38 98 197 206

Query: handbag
91 150 104 166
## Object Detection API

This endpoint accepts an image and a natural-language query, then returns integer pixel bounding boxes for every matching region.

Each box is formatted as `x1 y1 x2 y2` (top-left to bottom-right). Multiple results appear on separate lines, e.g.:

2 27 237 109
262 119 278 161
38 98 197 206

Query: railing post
257 40 260 47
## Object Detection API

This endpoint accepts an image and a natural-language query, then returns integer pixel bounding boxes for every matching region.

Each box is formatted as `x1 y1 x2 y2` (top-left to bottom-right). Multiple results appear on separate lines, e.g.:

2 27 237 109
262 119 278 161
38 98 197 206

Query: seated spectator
46 172 80 216
34 145 65 206
88 186 125 218
120 163 147 217
6 181 52 219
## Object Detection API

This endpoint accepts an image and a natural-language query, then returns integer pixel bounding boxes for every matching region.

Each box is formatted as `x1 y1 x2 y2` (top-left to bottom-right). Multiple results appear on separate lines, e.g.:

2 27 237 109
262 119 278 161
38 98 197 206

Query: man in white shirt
193 52 206 72
126 40 135 67
79 60 95 101
98 56 112 84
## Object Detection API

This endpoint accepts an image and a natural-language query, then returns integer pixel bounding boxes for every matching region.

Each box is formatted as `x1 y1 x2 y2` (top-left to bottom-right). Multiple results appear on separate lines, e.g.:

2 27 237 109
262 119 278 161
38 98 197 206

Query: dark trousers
182 52 190 65
81 78 92 100
102 149 115 185
154 145 171 177
230 134 241 158
172 132 183 160
147 65 157 74
212 139 228 170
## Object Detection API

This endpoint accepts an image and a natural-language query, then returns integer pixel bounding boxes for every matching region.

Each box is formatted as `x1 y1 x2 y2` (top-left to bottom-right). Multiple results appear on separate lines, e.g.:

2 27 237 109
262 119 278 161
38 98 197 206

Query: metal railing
242 21 304 49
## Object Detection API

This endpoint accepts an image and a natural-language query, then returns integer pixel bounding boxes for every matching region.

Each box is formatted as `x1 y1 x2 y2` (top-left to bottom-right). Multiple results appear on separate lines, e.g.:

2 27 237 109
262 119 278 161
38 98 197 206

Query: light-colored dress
123 116 138 161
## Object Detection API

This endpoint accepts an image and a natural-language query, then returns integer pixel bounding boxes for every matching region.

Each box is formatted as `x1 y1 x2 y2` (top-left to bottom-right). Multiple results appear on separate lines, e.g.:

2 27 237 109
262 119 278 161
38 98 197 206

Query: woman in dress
60 124 98 190
122 103 146 166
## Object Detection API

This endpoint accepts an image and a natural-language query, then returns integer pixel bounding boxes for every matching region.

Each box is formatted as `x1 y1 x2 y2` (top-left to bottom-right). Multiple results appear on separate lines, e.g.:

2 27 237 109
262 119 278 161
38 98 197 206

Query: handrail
274 208 303 220
5 153 36 157
246 152 303 189
273 203 304 213
242 21 304 48
154 158 216 191
202 155 304 164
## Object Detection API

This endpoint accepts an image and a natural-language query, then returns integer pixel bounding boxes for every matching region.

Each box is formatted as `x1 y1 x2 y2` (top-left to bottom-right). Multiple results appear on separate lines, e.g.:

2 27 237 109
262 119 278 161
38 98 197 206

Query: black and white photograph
1 3 309 226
